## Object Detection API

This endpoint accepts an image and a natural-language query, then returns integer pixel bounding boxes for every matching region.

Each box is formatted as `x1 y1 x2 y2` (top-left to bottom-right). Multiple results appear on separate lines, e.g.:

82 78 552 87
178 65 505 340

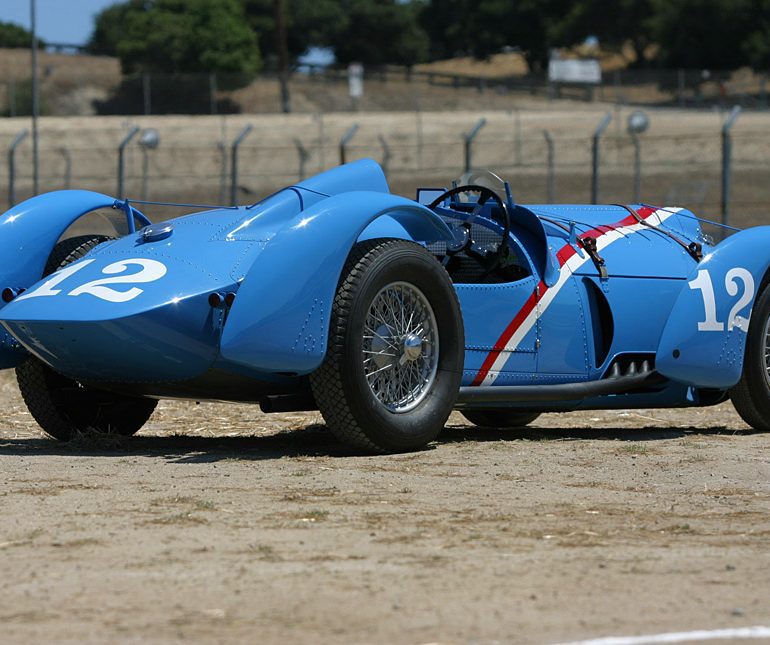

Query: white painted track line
556 625 770 645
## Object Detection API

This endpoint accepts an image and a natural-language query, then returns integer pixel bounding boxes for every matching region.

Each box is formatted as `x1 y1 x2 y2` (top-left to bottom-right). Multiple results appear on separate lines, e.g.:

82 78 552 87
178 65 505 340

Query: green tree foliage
420 0 569 72
333 0 429 66
88 0 260 75
743 0 770 69
242 0 345 63
87 3 133 56
243 0 428 67
649 0 755 69
0 20 44 49
87 0 770 74
549 0 656 66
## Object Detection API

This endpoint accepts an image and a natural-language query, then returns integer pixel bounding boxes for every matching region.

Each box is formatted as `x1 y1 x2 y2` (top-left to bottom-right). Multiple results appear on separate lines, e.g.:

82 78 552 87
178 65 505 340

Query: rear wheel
730 283 770 431
310 239 464 453
15 235 157 441
461 409 540 428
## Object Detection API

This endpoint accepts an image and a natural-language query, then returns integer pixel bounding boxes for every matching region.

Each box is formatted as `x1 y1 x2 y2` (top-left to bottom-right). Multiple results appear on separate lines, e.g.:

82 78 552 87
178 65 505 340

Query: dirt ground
1 371 769 644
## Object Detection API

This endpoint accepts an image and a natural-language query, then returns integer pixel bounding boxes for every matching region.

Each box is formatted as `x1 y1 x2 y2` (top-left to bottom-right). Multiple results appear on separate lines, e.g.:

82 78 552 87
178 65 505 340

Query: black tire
15 235 157 441
461 409 540 428
310 239 464 453
730 283 770 431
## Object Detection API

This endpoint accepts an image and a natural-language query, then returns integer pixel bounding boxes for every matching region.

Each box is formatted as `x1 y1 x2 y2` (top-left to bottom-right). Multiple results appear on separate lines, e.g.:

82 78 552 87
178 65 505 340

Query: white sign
348 63 364 99
548 59 602 84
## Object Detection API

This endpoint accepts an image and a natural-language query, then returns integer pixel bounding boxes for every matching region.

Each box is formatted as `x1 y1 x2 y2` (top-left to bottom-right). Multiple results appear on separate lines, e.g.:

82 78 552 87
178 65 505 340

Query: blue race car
1 159 768 453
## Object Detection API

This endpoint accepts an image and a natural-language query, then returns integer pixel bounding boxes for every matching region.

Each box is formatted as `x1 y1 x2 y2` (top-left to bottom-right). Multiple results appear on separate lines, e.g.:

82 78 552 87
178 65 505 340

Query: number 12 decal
688 268 754 332
16 259 167 304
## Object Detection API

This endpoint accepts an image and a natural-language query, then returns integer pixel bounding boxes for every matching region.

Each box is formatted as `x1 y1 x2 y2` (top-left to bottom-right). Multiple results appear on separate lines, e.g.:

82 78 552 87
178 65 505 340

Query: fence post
8 128 29 208
339 123 359 165
294 138 310 180
138 128 160 201
513 108 522 166
631 133 641 203
315 113 325 171
721 105 742 234
464 117 487 173
58 147 71 189
378 134 391 175
415 102 423 170
8 78 16 117
591 112 612 204
116 125 140 199
217 141 227 204
543 130 555 202
230 124 253 206
209 73 218 115
142 72 151 115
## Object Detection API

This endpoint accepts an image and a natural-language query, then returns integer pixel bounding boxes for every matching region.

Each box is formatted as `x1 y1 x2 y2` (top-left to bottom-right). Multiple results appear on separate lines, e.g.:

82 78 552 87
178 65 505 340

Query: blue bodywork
0 159 766 411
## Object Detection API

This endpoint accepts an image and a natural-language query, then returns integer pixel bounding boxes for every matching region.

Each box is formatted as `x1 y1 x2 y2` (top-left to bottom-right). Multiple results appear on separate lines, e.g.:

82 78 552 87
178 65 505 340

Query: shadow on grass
0 422 746 462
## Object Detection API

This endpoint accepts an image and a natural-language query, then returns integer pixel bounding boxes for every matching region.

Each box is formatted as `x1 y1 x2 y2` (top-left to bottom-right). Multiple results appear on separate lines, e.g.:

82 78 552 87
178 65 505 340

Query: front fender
220 191 454 374
656 227 770 388
0 190 136 368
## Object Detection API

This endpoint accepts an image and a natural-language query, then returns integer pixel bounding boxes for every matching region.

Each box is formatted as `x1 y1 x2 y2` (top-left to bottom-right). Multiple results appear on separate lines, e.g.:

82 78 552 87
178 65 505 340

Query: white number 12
689 268 754 332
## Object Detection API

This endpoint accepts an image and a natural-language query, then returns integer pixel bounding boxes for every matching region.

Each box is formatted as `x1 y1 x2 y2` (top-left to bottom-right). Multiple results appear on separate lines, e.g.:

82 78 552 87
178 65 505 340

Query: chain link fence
2 109 770 233
1 64 770 116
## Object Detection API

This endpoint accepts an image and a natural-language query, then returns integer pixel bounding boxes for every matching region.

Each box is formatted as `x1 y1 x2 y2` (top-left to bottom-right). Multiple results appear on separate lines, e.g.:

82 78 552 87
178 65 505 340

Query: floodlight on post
627 110 649 203
117 126 140 199
139 128 160 201
230 124 253 206
8 128 29 207
464 117 487 173
591 112 612 204
339 123 359 165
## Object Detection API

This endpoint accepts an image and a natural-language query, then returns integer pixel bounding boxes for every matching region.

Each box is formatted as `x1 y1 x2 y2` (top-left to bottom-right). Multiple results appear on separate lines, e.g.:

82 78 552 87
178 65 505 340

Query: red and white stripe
470 206 681 387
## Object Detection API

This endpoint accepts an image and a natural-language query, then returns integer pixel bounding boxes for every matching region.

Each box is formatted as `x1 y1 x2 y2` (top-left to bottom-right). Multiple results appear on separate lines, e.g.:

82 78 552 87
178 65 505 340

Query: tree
0 20 44 49
650 0 754 69
243 0 428 67
87 3 133 56
420 0 569 72
242 0 345 64
87 0 260 76
549 0 656 66
743 0 770 69
333 0 429 66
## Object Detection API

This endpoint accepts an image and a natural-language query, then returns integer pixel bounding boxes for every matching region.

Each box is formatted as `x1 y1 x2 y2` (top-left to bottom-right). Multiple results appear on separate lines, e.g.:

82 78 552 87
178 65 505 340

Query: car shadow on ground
0 423 747 462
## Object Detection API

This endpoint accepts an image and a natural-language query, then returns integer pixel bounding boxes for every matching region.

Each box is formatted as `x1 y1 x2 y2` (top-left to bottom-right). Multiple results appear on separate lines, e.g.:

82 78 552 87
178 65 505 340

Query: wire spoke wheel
363 282 439 413
310 239 464 454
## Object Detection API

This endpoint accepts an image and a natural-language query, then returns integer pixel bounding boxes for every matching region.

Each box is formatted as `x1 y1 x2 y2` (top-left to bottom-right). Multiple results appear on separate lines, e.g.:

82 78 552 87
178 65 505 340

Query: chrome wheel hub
362 282 439 413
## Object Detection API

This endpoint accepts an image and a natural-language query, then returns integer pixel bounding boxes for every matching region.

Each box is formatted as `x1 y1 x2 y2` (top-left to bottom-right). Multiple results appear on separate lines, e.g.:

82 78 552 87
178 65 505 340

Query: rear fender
656 227 770 388
220 191 453 374
0 190 146 368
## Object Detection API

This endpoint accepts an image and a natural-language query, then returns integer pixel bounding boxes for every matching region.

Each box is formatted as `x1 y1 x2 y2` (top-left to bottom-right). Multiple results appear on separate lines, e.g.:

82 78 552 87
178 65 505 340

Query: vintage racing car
1 159 769 453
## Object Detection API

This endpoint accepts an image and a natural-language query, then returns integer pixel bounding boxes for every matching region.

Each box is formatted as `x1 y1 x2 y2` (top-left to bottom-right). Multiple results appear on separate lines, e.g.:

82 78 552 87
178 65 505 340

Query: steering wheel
428 184 512 271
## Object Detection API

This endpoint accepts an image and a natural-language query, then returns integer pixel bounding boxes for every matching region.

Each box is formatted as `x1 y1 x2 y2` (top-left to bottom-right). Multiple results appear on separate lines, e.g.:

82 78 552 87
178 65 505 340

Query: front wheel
730 283 770 431
310 239 464 453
